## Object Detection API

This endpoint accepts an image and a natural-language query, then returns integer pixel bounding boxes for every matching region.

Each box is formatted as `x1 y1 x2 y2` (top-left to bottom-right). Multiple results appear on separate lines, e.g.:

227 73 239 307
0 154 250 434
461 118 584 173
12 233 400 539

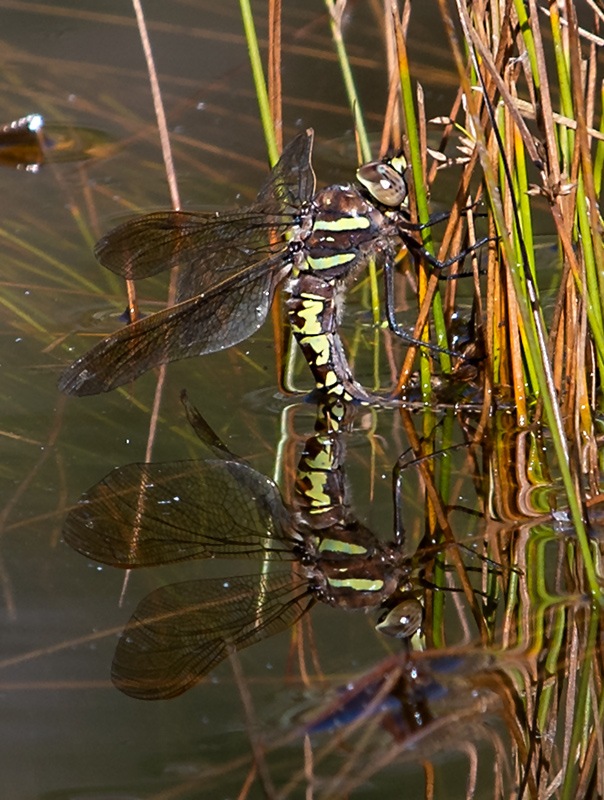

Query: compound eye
356 160 408 207
375 597 423 638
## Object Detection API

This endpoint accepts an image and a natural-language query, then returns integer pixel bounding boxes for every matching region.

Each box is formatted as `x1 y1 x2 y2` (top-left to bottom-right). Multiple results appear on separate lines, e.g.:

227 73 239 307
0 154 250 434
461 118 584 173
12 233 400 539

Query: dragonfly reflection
58 130 484 402
299 649 501 753
64 396 422 699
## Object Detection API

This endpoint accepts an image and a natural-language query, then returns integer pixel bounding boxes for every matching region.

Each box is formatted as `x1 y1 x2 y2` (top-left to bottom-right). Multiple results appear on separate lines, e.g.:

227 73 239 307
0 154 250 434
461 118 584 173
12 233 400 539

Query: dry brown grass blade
228 645 278 800
117 0 184 606
131 0 182 464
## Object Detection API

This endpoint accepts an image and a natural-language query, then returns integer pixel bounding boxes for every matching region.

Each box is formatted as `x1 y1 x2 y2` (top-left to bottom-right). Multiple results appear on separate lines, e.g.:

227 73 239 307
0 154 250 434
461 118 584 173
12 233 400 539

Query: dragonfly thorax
308 550 404 609
299 184 388 278
298 520 406 609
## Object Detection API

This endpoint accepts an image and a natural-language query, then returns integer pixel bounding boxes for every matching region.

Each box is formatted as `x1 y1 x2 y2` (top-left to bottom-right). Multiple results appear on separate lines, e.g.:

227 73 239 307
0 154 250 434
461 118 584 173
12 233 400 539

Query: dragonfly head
375 594 424 639
356 155 408 208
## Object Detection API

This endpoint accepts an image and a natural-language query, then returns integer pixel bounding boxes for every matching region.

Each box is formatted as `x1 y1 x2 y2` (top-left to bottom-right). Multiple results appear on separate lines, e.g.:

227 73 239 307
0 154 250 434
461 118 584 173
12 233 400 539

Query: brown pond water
0 2 601 799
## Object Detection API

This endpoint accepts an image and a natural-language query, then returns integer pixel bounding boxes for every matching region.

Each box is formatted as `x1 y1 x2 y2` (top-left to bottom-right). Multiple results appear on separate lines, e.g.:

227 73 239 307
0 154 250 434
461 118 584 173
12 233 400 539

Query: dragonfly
58 129 484 402
63 395 423 699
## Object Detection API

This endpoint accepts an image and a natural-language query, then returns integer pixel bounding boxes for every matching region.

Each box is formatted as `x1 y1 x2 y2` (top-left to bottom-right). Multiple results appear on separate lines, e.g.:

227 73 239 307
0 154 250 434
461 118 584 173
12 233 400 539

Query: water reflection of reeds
1 0 603 798
256 411 604 800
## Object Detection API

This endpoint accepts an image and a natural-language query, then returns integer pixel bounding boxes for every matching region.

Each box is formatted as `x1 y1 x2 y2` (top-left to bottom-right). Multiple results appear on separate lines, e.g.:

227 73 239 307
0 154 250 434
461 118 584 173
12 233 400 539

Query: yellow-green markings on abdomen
291 298 324 335
322 369 339 389
305 451 334 472
299 334 330 366
301 470 331 508
318 538 368 555
306 251 356 272
326 577 385 591
312 216 371 232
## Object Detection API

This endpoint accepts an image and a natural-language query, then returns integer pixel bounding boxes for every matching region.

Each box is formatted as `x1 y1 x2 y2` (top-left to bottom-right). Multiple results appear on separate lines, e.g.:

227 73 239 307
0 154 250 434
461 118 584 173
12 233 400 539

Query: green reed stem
514 0 540 90
549 5 574 165
450 4 602 601
510 124 538 397
239 0 278 165
323 0 370 162
561 606 600 800
395 24 450 402
594 84 604 197
536 604 565 733
323 0 381 346
493 172 600 599
577 173 604 343
438 410 454 501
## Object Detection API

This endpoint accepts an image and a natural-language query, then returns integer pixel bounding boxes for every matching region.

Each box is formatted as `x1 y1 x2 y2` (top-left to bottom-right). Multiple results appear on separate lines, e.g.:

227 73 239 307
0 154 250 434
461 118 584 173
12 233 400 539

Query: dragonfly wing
94 209 293 290
63 459 296 567
180 390 239 459
176 132 315 297
95 131 314 282
173 212 292 302
255 129 316 213
112 571 314 699
91 131 312 303
58 255 285 396
95 210 216 279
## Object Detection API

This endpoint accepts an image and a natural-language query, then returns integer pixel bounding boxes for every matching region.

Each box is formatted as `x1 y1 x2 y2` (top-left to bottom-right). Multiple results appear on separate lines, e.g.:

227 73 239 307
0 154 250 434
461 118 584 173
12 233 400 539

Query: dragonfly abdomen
284 184 396 403
287 273 373 403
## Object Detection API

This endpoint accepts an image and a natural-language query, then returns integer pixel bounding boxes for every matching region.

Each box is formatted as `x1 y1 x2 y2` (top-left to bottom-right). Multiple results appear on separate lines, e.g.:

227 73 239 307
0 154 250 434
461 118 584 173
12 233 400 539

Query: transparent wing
112 571 314 699
63 459 296 567
59 131 317 397
180 390 238 459
93 130 315 295
94 209 292 296
255 128 316 213
58 253 285 396
177 130 316 298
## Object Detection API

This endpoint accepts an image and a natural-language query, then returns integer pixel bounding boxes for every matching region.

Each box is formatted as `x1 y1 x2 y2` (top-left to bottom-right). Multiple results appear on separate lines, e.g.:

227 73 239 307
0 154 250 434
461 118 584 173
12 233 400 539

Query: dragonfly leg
400 235 492 278
396 201 488 234
382 258 474 362
397 210 450 232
